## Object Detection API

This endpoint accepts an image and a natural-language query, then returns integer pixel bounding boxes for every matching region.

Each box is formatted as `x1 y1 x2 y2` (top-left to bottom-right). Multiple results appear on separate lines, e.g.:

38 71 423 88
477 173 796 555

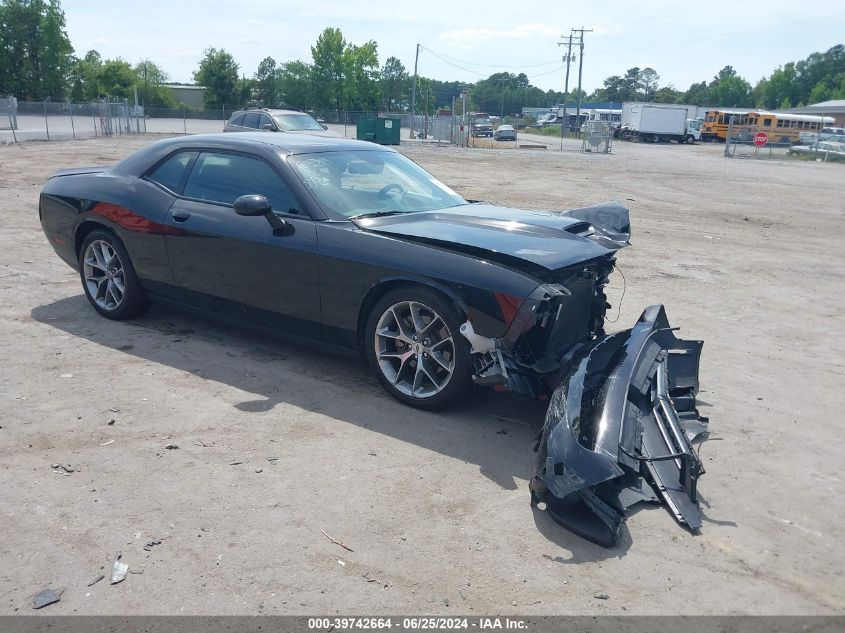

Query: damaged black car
38 133 709 546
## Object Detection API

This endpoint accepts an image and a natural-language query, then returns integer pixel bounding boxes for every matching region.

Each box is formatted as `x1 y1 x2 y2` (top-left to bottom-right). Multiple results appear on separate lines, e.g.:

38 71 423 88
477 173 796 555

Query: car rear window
183 152 300 213
147 151 197 194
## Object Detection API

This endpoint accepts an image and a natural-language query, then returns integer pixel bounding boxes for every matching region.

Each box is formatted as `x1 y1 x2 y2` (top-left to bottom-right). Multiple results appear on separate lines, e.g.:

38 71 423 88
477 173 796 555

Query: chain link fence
1 100 429 143
2 99 522 148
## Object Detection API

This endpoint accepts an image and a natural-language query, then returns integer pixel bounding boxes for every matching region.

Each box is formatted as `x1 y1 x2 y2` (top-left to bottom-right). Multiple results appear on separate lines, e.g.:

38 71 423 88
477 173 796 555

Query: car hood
283 128 342 137
351 201 630 272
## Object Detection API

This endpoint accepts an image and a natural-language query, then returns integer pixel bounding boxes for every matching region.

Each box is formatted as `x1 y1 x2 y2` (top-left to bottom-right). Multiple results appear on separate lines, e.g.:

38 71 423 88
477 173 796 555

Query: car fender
355 274 474 348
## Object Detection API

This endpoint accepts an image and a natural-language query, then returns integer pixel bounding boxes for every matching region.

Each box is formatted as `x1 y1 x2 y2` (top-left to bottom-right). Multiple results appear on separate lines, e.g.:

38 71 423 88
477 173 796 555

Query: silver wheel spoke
377 325 408 344
85 256 106 272
412 361 425 394
409 302 427 334
430 336 453 350
390 306 414 341
430 351 453 372
418 316 443 341
419 357 439 388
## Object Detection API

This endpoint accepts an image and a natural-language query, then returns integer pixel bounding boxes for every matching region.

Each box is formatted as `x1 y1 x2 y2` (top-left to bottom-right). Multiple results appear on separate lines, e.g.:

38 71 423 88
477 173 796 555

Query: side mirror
261 123 274 130
320 123 328 130
234 194 271 216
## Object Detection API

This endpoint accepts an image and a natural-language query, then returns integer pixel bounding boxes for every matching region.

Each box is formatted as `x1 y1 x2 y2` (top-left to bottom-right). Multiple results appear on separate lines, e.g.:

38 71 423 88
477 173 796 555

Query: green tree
193 47 242 108
253 56 279 107
653 85 683 103
97 58 138 99
68 49 102 101
0 0 74 98
380 56 407 111
707 65 753 107
310 27 346 110
683 81 710 105
639 68 659 101
278 60 312 110
590 75 625 102
343 40 379 111
760 63 799 108
134 59 174 107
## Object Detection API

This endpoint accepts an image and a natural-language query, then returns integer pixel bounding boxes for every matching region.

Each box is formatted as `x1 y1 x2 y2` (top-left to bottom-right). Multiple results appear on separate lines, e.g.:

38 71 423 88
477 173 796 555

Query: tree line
589 50 845 109
1 0 842 114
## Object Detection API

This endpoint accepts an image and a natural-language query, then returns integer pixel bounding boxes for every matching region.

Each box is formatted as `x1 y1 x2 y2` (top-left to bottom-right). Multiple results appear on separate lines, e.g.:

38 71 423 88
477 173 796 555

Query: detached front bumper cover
531 304 708 547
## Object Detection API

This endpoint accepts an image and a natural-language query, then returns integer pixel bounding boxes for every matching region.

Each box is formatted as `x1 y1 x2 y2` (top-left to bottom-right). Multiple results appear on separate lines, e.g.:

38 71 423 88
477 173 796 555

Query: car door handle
172 211 191 223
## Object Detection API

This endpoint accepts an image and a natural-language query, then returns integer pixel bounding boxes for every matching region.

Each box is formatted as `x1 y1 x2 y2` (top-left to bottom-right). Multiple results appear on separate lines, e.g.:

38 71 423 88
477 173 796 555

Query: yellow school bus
701 110 833 144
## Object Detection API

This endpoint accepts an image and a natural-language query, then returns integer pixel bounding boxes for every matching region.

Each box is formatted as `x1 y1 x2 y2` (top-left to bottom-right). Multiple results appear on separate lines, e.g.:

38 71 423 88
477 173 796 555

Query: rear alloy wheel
79 230 148 320
366 288 471 410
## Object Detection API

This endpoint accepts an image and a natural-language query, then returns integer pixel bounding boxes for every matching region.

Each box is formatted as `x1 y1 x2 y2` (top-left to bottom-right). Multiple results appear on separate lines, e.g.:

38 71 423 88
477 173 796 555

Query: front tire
78 229 148 320
365 287 471 410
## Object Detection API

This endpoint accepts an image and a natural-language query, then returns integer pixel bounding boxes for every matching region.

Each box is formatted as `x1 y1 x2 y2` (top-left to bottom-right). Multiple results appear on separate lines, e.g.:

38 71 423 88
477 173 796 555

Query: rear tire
365 286 471 410
78 229 148 320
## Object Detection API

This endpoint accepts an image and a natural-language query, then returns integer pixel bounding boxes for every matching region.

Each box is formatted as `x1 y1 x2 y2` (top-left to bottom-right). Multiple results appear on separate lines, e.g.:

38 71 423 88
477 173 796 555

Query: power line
419 46 561 69
421 45 565 80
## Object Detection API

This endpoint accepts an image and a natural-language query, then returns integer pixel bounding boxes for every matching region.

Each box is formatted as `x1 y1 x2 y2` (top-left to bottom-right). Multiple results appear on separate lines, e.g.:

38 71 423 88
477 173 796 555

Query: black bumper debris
530 304 708 547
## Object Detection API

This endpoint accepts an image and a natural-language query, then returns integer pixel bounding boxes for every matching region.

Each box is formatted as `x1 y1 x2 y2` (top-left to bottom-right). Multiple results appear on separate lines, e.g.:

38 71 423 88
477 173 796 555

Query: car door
163 150 321 338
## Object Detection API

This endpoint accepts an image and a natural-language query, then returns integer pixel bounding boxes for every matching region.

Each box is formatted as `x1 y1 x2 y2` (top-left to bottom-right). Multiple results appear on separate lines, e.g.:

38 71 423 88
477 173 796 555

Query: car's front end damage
457 203 709 547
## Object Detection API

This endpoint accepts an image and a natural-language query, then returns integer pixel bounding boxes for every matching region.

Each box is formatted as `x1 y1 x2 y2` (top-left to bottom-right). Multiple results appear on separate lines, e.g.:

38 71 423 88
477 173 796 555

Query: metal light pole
43 97 50 141
410 43 420 139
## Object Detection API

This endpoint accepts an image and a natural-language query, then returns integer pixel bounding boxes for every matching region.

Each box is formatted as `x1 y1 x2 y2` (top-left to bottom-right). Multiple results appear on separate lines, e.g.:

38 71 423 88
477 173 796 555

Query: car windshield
289 150 468 219
273 113 324 131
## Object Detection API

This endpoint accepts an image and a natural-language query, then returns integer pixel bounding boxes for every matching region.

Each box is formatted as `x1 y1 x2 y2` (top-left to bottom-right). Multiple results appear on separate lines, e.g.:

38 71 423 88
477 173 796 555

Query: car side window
241 113 260 129
231 114 246 126
183 152 301 214
147 151 198 194
259 114 273 130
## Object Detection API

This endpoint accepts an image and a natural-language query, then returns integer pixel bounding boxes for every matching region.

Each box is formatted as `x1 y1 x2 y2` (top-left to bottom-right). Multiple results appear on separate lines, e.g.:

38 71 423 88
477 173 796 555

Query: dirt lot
1 136 843 615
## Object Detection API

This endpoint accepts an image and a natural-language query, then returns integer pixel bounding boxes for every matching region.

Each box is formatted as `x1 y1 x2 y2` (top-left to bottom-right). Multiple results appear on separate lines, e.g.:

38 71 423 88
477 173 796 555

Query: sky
63 0 845 95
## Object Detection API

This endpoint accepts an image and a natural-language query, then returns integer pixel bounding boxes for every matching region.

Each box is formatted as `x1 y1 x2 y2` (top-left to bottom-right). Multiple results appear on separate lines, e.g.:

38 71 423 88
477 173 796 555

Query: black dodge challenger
39 132 709 546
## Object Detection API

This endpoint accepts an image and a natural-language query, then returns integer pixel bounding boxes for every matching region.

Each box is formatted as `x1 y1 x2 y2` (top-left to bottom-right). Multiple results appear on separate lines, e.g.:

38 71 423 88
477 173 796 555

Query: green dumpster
356 117 401 145
375 117 401 145
356 118 376 142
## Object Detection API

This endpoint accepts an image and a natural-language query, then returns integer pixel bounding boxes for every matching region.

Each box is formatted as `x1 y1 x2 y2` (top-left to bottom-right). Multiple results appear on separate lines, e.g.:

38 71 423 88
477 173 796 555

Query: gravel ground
1 135 843 615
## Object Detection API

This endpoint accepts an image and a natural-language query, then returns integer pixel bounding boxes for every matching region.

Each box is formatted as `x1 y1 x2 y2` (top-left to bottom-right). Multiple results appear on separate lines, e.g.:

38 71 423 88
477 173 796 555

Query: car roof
233 108 311 116
168 132 392 156
111 133 395 177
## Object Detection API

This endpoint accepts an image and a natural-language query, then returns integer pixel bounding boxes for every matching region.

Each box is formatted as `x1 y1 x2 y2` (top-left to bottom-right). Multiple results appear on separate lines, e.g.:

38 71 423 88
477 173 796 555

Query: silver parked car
224 108 340 136
493 124 517 141
788 141 845 161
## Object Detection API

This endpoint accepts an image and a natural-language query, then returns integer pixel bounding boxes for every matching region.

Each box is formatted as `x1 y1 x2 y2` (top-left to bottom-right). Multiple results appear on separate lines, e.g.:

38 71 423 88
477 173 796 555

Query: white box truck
619 104 699 143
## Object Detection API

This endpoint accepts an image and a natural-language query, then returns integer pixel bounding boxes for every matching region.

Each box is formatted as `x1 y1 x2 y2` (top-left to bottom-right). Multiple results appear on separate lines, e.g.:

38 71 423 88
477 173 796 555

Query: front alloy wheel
366 288 471 410
375 300 455 399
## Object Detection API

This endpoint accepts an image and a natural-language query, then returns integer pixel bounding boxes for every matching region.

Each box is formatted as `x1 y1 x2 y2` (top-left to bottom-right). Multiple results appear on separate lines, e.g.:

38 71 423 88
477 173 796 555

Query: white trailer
620 104 696 143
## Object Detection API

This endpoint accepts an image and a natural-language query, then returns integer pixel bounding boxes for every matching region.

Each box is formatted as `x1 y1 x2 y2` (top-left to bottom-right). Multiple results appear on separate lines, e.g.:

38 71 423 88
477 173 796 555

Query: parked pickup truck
470 112 494 137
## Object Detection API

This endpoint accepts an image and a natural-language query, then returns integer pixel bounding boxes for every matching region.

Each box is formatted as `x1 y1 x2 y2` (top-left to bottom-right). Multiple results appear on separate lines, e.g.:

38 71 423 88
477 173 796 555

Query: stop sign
753 132 768 146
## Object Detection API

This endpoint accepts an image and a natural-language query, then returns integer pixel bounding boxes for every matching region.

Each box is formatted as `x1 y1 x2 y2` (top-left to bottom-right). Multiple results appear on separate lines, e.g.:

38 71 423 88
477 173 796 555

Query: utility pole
572 27 592 138
410 43 420 139
557 33 575 148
